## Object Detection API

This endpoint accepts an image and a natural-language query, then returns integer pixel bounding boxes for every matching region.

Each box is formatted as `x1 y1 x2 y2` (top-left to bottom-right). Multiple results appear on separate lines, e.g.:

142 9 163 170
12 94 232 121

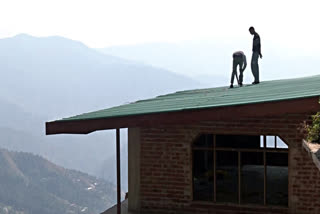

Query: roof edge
55 94 320 123
46 97 320 135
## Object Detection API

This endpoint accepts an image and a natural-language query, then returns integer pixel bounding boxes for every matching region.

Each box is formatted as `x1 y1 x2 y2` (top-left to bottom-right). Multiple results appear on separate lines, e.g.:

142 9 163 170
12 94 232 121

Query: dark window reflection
192 134 288 206
193 150 213 201
216 151 238 203
266 153 288 206
193 134 213 148
241 152 264 204
216 135 260 149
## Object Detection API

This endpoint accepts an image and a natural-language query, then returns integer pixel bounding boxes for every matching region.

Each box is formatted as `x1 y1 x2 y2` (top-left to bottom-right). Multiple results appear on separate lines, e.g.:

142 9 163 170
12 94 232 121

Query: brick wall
139 114 320 214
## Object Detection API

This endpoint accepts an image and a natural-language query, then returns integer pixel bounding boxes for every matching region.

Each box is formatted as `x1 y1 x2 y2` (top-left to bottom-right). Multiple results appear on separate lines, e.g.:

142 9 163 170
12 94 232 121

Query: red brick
138 113 320 214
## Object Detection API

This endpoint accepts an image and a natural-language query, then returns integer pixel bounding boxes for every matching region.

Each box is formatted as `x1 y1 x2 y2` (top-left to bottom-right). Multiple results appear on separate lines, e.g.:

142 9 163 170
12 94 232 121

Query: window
192 134 288 207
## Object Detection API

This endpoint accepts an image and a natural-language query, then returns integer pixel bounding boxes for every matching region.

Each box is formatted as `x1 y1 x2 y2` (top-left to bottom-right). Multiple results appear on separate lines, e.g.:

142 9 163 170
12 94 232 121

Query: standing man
249 26 262 84
230 51 247 88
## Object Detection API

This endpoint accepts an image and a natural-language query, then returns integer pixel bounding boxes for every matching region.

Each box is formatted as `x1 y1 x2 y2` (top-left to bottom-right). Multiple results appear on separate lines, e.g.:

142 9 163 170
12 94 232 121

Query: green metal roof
59 75 320 122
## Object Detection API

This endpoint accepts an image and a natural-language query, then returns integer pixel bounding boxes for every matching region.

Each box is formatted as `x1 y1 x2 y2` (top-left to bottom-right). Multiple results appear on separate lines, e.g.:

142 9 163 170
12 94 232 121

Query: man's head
249 26 255 35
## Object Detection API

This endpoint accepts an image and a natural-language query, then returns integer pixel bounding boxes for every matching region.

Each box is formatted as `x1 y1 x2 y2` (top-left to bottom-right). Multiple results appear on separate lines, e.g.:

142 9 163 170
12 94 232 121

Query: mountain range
99 40 320 87
0 34 202 194
0 34 200 119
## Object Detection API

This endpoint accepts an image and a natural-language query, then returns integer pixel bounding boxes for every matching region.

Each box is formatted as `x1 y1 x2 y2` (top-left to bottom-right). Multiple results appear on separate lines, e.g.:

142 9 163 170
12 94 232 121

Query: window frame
192 134 289 207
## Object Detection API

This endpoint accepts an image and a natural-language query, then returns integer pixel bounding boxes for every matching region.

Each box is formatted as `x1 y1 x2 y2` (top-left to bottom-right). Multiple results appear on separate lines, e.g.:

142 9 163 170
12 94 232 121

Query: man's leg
239 61 244 85
252 52 259 82
230 59 237 85
251 52 259 83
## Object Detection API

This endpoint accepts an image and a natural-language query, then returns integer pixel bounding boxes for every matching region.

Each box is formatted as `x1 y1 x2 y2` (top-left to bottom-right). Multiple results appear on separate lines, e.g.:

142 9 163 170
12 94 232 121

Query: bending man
230 51 247 88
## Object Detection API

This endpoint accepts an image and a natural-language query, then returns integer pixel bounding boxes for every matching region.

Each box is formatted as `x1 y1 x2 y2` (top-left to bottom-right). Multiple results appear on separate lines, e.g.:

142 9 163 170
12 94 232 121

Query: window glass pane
266 153 288 206
216 135 261 149
276 137 288 149
266 136 275 148
241 152 264 204
193 134 213 148
216 151 238 203
193 150 213 201
260 136 264 148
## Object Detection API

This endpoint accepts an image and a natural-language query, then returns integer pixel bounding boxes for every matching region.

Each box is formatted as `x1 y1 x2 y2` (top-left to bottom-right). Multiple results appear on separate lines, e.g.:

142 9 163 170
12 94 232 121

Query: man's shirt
233 51 245 58
232 51 247 70
252 33 261 53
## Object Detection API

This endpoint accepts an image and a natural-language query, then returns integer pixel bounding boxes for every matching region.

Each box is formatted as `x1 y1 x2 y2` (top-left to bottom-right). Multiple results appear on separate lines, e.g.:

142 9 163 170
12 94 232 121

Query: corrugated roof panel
58 75 320 122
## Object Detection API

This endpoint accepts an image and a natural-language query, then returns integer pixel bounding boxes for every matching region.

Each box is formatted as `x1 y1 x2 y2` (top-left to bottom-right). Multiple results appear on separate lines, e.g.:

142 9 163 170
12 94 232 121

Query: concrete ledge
302 140 320 171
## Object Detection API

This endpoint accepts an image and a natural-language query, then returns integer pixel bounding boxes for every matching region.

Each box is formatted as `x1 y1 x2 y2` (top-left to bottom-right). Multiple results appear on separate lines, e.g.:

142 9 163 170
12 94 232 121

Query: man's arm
254 34 262 58
259 44 262 58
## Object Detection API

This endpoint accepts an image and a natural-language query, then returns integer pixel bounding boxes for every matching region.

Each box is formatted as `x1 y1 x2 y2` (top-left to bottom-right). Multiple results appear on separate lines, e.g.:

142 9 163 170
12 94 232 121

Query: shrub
307 112 320 143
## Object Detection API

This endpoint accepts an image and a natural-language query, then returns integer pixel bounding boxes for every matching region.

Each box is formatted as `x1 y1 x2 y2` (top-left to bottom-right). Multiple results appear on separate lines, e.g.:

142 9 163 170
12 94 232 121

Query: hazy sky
0 0 319 52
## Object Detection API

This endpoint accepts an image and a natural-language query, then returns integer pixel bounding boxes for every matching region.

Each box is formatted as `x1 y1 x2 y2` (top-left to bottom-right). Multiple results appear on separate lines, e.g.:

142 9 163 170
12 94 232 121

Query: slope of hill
0 34 201 119
99 41 234 87
0 148 116 214
99 41 320 87
0 34 202 185
0 99 44 135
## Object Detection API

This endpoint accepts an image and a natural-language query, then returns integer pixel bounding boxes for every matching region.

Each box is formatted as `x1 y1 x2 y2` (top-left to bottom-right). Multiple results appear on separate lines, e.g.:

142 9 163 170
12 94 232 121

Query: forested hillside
0 149 116 214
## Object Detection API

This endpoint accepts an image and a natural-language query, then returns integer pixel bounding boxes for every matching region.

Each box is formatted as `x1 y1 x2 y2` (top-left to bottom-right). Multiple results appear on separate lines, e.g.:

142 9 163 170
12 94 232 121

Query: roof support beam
116 128 121 214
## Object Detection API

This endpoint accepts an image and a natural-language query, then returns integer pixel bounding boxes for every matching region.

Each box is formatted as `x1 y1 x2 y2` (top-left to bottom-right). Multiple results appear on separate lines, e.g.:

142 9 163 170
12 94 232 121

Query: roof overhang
46 97 320 135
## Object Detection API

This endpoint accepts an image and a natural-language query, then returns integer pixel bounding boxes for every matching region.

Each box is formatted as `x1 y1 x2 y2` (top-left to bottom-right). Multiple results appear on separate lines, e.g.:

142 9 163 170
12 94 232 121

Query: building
46 75 320 214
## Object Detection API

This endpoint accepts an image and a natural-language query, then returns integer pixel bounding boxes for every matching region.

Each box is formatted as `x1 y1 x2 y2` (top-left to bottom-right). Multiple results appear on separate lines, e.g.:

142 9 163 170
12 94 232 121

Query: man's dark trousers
251 52 259 83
